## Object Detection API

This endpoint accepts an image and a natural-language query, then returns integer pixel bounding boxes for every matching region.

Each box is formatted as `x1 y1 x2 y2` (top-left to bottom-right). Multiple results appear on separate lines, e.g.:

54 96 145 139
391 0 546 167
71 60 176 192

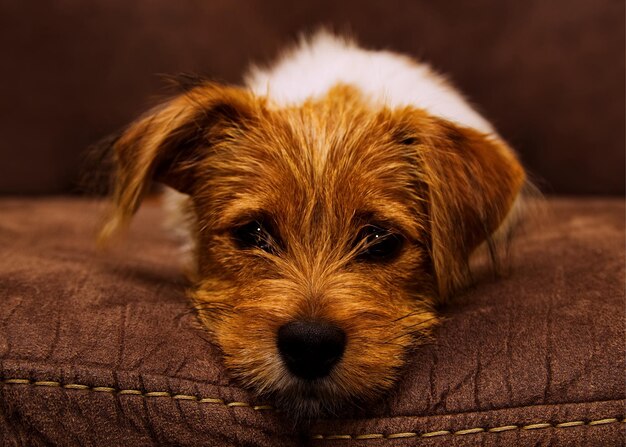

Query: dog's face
102 82 524 416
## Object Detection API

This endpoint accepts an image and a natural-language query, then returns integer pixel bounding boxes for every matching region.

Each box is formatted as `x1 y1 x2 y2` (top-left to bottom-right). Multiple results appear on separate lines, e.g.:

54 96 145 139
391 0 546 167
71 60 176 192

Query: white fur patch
245 31 494 134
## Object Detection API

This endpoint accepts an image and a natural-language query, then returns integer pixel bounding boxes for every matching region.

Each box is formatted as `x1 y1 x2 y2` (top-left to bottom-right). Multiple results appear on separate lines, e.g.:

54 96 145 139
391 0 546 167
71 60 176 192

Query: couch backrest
0 0 623 195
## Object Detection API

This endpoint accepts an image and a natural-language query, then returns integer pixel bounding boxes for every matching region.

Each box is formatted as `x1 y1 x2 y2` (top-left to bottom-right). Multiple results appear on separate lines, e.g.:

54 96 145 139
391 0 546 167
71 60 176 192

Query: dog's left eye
356 225 403 261
232 220 276 253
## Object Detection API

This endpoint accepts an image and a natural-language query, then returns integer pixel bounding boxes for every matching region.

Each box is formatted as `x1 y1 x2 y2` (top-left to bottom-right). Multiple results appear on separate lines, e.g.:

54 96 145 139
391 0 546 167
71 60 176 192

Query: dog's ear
400 113 525 299
99 82 258 242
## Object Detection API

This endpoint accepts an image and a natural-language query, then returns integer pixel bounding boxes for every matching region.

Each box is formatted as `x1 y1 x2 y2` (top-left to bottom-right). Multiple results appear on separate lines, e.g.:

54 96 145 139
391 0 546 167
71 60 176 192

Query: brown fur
101 81 525 416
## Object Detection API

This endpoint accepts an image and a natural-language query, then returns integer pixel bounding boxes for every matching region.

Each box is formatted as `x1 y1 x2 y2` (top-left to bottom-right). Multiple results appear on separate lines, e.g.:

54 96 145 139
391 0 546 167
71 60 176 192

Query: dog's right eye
232 220 276 253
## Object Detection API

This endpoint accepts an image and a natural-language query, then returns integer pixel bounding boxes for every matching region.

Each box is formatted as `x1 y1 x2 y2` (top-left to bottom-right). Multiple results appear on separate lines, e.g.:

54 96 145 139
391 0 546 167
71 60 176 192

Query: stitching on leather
2 378 275 411
312 418 625 441
2 377 624 440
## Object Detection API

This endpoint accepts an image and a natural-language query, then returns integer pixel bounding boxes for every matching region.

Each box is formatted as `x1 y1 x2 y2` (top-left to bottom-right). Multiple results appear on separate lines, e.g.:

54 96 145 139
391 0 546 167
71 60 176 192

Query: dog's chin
269 375 352 421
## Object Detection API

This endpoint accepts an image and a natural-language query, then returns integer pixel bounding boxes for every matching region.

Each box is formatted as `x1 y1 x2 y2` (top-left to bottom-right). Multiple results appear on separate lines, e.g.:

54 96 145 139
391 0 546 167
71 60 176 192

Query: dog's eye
356 225 403 261
232 220 276 253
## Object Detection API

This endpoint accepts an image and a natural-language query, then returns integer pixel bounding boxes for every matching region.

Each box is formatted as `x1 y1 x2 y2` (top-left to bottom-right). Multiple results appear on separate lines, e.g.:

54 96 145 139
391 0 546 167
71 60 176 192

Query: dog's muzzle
277 320 346 380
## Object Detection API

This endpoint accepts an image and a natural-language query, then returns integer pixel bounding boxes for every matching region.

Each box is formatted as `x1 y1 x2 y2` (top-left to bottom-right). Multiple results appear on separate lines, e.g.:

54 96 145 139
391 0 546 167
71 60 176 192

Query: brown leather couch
0 1 624 445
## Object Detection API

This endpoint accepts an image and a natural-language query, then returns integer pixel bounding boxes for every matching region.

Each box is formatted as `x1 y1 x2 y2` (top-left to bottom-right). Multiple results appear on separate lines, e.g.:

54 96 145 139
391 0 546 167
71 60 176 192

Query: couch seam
1 377 624 441
311 417 625 441
0 378 275 411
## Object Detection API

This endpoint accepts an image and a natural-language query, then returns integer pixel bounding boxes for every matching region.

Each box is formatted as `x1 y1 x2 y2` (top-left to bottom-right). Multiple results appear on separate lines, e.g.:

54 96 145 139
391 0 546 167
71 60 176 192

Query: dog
100 31 526 417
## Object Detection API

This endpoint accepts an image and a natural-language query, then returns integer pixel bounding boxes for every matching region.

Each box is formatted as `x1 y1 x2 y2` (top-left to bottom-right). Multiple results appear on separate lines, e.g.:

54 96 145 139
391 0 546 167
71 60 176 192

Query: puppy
101 32 526 417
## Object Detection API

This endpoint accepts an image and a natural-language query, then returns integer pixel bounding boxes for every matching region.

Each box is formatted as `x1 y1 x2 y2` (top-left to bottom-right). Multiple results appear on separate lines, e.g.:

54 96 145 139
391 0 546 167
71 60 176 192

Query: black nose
277 321 346 380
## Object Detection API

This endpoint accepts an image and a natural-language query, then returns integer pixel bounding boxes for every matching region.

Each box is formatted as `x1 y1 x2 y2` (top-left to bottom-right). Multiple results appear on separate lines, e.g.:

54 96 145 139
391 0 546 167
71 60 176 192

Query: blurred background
0 0 623 196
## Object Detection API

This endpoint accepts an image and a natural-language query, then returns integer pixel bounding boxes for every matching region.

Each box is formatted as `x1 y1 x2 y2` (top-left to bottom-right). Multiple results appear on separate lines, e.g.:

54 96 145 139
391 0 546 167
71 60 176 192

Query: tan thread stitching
312 418 625 441
488 425 517 432
454 427 485 435
1 377 274 412
387 432 417 439
420 430 449 438
354 434 384 440
2 377 624 438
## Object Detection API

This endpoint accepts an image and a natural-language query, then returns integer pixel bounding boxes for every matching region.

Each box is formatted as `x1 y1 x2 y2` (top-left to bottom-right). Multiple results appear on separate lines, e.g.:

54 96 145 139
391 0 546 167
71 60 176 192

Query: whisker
391 308 433 323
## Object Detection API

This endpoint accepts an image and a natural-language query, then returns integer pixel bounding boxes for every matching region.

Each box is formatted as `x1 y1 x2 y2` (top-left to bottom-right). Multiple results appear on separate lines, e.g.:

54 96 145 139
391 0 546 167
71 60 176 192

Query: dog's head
102 81 524 416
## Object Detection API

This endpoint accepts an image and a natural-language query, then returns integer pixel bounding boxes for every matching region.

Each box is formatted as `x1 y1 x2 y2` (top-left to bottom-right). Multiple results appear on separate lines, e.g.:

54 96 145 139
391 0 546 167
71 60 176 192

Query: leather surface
0 197 624 445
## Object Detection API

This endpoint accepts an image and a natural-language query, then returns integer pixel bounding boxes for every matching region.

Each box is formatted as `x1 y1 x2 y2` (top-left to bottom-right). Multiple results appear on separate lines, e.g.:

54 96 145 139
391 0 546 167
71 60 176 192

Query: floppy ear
99 82 258 241
411 115 526 299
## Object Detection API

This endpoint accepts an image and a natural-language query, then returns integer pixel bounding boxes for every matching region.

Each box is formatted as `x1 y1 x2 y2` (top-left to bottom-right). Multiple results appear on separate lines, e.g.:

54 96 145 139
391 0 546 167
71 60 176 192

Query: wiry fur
100 33 526 417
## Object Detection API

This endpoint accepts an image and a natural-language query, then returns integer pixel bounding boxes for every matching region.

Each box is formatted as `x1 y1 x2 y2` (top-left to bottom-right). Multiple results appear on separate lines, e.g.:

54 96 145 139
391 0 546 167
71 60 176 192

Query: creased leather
0 197 623 446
